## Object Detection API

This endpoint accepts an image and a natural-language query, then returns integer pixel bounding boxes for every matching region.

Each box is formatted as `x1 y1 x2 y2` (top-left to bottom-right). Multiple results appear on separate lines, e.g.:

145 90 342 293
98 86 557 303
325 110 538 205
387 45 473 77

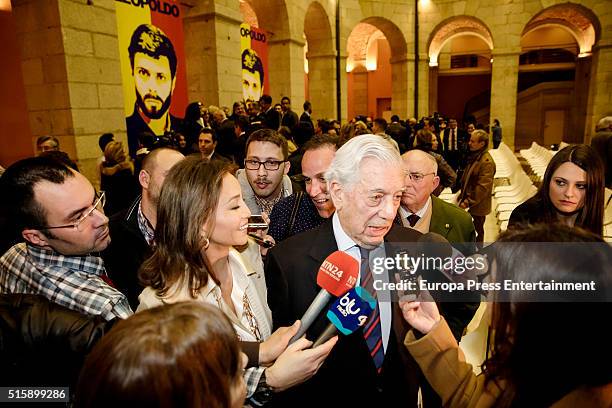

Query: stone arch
522 3 600 57
346 17 408 118
358 16 408 61
427 16 493 66
239 0 259 28
304 1 336 118
248 0 290 39
347 22 383 70
304 1 334 56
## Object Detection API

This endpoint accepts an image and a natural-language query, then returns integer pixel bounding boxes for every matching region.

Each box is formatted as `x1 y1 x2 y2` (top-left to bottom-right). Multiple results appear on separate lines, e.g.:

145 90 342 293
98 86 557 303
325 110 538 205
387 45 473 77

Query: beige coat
404 317 612 407
137 241 272 341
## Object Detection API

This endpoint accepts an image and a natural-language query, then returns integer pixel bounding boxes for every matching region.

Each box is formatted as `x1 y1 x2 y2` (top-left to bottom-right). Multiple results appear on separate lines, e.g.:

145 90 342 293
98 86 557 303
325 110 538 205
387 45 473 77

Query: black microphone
417 232 488 283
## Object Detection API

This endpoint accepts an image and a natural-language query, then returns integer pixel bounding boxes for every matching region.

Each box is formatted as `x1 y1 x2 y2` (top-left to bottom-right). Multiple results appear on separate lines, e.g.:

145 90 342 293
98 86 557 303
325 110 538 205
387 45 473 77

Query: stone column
306 51 336 120
418 57 430 119
338 52 348 122
404 55 416 119
571 55 591 144
585 43 612 143
351 66 368 117
490 50 520 150
401 55 429 119
390 55 409 118
183 7 242 108
268 37 305 104
428 65 439 115
14 0 126 184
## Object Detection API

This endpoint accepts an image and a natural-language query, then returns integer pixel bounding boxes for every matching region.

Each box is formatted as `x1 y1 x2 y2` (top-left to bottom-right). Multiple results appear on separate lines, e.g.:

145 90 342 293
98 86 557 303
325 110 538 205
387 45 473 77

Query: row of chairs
604 189 612 242
490 142 538 231
439 141 611 242
438 142 538 232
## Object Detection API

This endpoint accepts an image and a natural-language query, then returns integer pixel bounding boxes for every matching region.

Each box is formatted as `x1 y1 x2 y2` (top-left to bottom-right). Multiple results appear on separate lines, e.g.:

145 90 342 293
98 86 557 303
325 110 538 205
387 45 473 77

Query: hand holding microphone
265 335 338 391
399 299 441 335
289 251 359 344
259 320 300 365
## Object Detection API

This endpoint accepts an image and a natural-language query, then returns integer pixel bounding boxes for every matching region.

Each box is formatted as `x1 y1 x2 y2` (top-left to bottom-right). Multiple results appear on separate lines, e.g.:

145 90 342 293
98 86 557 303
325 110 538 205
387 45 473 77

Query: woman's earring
203 235 210 249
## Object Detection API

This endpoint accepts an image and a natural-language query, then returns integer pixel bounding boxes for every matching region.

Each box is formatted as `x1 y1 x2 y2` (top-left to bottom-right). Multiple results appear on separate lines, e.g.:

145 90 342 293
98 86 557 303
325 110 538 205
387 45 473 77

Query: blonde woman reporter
136 157 337 405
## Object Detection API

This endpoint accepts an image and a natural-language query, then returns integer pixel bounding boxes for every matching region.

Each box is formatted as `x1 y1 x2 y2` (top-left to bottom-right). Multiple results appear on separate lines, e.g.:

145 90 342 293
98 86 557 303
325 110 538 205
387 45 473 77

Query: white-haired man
266 135 440 406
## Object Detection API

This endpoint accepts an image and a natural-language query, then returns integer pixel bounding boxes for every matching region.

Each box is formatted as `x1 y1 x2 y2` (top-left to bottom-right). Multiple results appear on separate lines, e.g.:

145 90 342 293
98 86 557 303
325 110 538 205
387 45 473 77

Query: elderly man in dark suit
266 135 440 406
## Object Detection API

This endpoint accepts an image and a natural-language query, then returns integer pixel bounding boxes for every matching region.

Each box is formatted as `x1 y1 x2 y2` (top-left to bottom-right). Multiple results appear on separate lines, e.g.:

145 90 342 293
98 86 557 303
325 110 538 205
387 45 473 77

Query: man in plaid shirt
0 156 132 321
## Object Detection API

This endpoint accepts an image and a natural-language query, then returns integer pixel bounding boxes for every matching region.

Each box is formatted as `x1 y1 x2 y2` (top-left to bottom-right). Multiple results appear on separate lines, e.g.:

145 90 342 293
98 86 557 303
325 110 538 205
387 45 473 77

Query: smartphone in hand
247 215 268 229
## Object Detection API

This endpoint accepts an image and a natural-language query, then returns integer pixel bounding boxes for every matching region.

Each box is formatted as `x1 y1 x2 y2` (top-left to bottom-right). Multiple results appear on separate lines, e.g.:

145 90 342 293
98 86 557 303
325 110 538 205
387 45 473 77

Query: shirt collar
137 199 155 246
26 243 105 276
332 212 358 252
400 195 431 218
203 150 215 160
201 248 253 297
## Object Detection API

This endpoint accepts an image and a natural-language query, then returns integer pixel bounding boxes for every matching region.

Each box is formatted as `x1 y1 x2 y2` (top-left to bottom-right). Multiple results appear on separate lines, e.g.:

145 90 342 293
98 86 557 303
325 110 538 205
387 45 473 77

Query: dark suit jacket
387 122 409 152
508 196 548 230
101 197 150 310
214 119 236 159
281 109 299 132
264 107 280 130
299 111 313 129
442 128 468 153
265 220 423 406
297 112 314 145
394 196 479 340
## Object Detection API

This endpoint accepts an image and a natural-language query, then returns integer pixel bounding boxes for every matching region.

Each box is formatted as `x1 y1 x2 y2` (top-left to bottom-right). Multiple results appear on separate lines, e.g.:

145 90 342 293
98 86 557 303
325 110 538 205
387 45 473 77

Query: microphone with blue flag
312 286 376 347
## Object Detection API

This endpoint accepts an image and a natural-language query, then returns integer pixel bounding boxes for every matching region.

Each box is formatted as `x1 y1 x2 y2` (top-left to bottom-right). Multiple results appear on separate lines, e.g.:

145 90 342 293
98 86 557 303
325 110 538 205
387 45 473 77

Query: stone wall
6 0 611 182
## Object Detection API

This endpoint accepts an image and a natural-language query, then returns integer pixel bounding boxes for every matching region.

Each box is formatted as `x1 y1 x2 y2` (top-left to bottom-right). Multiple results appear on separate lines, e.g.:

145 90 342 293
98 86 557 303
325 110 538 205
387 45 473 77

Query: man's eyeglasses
244 160 285 171
406 172 436 183
38 191 106 232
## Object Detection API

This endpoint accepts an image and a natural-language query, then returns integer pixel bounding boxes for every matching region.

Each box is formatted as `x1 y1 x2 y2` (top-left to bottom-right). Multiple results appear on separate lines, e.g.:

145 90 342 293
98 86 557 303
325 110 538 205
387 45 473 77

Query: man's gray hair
326 134 403 188
596 116 612 132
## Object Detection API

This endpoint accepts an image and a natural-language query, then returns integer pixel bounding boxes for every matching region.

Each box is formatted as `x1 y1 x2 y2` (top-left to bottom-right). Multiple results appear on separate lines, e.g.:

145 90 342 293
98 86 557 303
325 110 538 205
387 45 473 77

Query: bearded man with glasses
0 156 132 321
236 129 301 216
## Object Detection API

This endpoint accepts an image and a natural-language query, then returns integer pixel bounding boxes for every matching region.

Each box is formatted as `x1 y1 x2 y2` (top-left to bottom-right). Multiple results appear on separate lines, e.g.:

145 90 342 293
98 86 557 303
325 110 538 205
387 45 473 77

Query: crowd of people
0 94 610 407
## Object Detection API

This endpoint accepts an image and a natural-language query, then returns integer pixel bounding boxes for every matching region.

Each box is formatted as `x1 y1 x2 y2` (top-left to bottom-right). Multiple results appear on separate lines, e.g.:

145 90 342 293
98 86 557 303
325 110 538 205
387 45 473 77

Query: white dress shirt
332 213 391 352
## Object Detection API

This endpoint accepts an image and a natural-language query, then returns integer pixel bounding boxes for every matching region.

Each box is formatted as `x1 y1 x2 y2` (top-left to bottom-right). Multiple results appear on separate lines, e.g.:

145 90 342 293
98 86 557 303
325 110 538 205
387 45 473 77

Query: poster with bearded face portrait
115 0 188 158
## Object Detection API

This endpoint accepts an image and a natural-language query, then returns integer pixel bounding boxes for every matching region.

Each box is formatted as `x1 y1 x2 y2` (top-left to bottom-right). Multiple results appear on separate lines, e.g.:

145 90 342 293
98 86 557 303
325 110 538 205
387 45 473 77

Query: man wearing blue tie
265 135 459 406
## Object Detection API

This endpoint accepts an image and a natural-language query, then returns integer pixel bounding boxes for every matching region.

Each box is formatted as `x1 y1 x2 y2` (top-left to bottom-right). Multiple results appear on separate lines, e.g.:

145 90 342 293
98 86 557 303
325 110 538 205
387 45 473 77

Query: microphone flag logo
326 286 375 335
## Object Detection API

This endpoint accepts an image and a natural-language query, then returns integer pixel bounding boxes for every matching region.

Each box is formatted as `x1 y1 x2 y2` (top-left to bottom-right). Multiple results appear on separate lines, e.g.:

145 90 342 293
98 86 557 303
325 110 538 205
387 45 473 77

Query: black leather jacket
0 294 115 388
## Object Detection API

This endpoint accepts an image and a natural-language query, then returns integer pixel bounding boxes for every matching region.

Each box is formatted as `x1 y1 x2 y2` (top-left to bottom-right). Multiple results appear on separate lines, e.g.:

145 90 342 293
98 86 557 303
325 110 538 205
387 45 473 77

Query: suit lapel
306 219 338 285
429 195 453 239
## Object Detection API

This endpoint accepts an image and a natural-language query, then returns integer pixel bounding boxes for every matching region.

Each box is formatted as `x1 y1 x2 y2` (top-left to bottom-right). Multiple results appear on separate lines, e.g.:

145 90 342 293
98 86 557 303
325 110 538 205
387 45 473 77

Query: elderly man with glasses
0 156 132 321
236 129 301 217
398 150 476 256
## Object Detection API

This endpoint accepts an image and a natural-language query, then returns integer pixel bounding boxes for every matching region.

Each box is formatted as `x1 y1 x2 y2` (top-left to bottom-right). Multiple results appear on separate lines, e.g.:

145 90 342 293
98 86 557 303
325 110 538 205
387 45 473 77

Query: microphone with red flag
313 286 376 347
289 251 359 344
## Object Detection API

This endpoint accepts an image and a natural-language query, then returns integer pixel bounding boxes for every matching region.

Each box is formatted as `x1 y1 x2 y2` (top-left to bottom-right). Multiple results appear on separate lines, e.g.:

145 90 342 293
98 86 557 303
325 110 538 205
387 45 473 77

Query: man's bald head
402 149 438 175
401 149 440 213
140 148 184 205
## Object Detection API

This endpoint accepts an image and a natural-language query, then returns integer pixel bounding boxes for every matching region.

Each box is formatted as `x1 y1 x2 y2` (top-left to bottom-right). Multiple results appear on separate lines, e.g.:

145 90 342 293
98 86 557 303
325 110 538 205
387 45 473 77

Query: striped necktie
358 246 385 373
